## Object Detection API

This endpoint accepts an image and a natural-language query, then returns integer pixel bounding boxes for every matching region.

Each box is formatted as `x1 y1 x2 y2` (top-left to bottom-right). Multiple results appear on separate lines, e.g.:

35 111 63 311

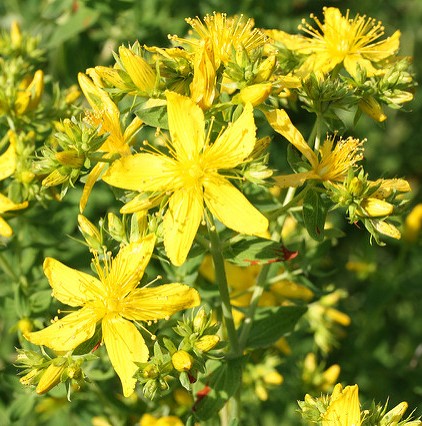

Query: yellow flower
25 234 200 397
322 383 361 426
77 72 143 212
271 7 400 79
403 203 422 243
265 108 363 187
0 193 28 237
171 13 267 68
103 91 268 266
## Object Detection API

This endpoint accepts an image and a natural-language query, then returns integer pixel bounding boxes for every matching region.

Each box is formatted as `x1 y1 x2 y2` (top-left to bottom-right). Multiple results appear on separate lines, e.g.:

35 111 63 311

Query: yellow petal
0 193 28 214
119 46 156 93
275 171 317 188
323 384 361 426
25 307 101 352
189 39 217 110
204 103 256 170
80 161 107 213
102 314 149 397
203 174 268 236
166 91 205 161
78 73 124 146
0 141 16 180
264 109 317 168
106 234 156 296
364 30 401 61
372 219 401 239
123 283 200 321
43 257 105 306
163 186 203 266
103 153 180 192
0 216 13 237
344 54 379 78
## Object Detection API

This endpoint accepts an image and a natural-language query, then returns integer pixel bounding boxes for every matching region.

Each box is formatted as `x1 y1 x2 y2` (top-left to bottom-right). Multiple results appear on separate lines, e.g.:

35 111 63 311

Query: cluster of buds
135 309 221 399
326 169 411 244
301 352 340 394
16 348 91 397
306 289 351 354
33 117 107 197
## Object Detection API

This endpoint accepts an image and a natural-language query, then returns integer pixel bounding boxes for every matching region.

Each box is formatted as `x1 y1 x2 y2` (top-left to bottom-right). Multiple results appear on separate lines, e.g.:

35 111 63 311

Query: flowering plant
1 6 420 425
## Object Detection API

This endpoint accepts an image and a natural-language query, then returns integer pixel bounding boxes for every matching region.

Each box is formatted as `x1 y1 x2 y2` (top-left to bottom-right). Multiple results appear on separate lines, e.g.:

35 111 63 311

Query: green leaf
135 103 168 129
193 358 242 421
47 5 100 48
243 305 307 349
303 190 327 241
224 236 289 267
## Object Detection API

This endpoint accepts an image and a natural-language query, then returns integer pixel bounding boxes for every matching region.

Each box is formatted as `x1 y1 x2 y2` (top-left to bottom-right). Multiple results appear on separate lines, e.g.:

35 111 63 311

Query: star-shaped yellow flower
268 7 400 79
25 234 200 397
103 91 268 266
265 108 363 187
77 72 143 212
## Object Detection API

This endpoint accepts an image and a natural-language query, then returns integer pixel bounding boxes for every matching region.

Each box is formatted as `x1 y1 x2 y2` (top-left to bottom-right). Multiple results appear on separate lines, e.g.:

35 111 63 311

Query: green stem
207 218 240 357
238 186 297 351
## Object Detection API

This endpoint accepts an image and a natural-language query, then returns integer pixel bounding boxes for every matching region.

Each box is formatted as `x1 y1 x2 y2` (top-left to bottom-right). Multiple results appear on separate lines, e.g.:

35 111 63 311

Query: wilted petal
102 314 149 397
123 283 200 321
43 257 105 306
203 174 268 236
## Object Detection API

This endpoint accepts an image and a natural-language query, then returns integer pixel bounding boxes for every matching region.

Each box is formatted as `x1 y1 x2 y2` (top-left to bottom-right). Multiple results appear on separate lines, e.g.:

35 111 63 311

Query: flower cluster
3 8 418 425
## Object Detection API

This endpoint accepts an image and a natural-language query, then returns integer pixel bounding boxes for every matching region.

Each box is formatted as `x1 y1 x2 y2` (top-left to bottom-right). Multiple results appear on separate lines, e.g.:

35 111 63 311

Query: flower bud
403 204 422 243
10 20 22 49
233 83 272 106
78 214 103 251
171 350 194 372
36 362 67 395
55 150 85 168
20 368 43 386
380 401 408 425
254 55 276 83
359 198 394 218
358 97 387 122
194 335 220 352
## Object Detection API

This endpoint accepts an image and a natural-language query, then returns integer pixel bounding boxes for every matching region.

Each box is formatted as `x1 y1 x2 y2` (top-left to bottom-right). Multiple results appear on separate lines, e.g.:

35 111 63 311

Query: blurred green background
0 0 421 424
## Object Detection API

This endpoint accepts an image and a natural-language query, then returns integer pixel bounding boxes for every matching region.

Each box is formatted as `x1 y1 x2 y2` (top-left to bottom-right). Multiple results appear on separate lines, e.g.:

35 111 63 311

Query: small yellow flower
322 383 361 426
25 234 200 397
265 108 363 187
171 13 267 68
77 72 143 211
271 7 400 79
103 91 268 266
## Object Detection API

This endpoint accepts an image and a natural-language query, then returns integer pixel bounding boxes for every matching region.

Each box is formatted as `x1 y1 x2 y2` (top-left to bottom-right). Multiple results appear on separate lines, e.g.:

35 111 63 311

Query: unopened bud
55 150 85 168
234 83 272 106
171 350 194 372
359 198 394 217
380 401 408 425
36 362 67 395
194 335 220 352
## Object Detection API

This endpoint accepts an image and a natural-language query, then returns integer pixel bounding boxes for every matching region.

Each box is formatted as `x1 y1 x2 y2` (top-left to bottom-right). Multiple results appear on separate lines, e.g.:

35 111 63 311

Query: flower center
105 297 121 313
182 159 205 187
